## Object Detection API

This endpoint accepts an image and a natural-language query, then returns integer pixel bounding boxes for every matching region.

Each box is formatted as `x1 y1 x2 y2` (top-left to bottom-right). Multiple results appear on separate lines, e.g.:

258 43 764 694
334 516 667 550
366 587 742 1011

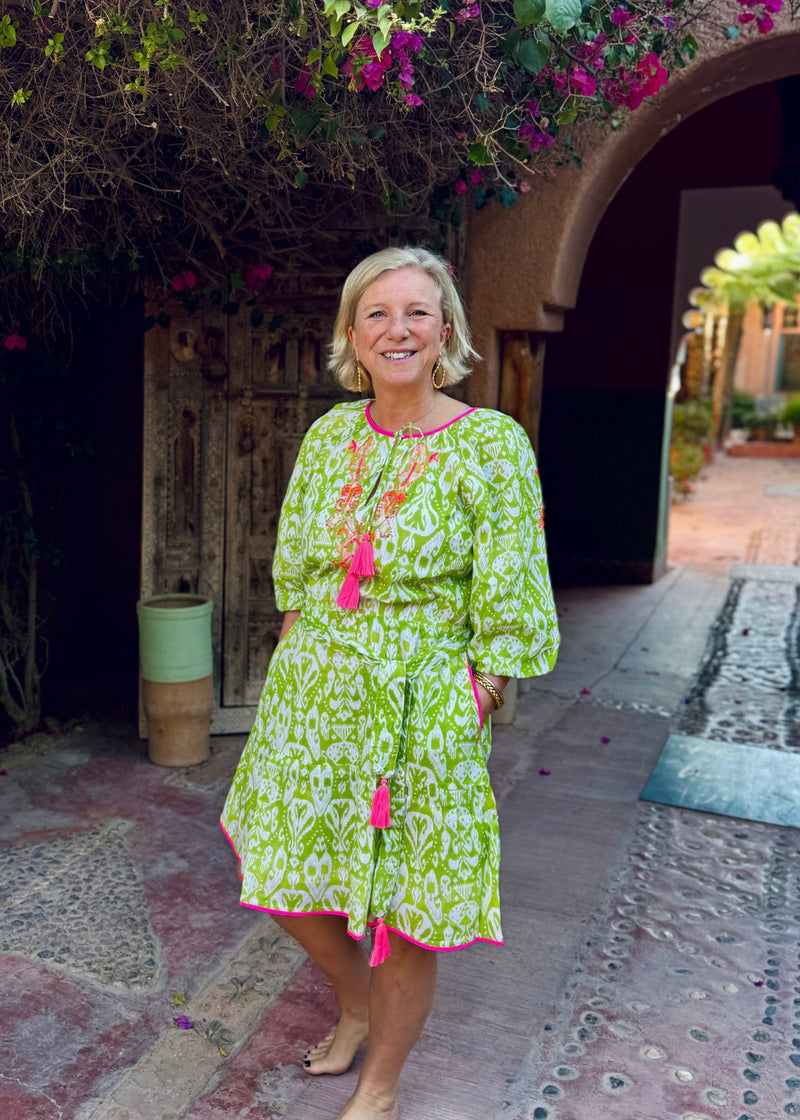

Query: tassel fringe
369 917 391 966
336 570 361 610
370 777 391 828
350 532 375 578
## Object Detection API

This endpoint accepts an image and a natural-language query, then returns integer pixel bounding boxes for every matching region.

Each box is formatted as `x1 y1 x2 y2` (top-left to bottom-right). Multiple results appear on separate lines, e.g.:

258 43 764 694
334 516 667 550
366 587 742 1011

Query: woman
220 246 560 1120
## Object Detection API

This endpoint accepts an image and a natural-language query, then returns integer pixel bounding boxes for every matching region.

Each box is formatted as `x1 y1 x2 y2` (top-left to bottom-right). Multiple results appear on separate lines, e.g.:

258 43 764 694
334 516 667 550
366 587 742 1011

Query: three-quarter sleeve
466 417 560 678
272 433 311 612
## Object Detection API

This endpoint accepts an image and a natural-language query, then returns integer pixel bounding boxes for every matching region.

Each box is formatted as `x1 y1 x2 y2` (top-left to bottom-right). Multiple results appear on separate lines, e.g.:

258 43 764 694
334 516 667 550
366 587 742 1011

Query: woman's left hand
474 673 509 720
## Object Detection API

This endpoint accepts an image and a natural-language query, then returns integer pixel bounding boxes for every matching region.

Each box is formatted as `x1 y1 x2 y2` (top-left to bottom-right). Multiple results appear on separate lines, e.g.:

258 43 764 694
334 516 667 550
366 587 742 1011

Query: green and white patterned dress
220 400 559 956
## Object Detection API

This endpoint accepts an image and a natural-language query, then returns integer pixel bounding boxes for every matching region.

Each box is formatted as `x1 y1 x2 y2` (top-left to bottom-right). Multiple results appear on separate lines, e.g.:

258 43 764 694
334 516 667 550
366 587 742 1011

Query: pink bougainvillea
4 332 27 351
171 270 197 292
244 262 274 291
341 31 424 104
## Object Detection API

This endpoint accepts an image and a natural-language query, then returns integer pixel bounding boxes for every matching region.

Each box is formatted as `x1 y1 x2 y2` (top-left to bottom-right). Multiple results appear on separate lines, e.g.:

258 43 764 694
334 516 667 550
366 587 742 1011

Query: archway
464 29 800 582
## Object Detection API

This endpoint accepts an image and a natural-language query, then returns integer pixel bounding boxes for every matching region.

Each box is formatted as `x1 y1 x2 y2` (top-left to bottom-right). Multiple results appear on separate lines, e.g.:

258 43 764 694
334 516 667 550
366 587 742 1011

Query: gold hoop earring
431 359 446 390
355 360 364 394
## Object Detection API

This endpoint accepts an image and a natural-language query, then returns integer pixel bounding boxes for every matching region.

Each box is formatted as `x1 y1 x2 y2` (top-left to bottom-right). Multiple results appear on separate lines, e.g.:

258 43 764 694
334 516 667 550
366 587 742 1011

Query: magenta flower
738 10 755 20
404 93 423 107
183 270 197 291
295 69 316 100
610 6 634 24
469 169 484 185
454 179 468 195
3 331 27 351
526 98 540 118
756 11 774 30
763 0 782 11
601 736 611 744
456 1 480 23
171 274 185 292
173 1016 195 1030
392 31 423 52
244 262 274 291
571 67 597 96
518 123 555 152
538 768 551 776
366 0 382 6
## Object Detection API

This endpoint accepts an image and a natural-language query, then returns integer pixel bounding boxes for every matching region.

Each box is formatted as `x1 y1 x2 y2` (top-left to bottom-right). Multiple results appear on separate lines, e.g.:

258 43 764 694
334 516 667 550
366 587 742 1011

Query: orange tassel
350 532 375 578
370 777 391 828
336 570 361 610
369 917 391 966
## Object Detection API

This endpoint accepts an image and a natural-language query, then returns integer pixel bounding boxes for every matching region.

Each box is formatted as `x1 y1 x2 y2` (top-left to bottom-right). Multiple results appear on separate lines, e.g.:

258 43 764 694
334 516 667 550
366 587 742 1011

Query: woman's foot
337 1087 399 1120
303 1013 370 1075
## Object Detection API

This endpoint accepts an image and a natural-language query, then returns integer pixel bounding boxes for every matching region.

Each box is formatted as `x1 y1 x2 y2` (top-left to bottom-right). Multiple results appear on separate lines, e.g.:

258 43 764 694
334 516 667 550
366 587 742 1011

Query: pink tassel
370 777 391 828
369 917 391 967
336 570 361 610
349 532 375 578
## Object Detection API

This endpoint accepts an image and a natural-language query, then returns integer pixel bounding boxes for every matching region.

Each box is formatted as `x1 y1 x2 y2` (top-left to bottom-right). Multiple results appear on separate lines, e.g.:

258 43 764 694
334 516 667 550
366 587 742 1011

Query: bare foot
303 1014 370 1075
337 1088 399 1120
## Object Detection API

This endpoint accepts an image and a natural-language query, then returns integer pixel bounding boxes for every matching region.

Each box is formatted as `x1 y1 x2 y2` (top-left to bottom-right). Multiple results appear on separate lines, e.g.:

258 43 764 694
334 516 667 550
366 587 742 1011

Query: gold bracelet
472 670 505 711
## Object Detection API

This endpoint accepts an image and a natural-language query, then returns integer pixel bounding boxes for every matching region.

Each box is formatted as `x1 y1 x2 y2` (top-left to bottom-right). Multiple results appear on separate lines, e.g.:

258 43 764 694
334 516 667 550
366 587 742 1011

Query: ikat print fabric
221 401 560 951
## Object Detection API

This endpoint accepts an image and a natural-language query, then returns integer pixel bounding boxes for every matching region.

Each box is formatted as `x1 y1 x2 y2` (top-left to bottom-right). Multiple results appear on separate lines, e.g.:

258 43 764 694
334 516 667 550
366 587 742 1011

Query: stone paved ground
0 450 798 1120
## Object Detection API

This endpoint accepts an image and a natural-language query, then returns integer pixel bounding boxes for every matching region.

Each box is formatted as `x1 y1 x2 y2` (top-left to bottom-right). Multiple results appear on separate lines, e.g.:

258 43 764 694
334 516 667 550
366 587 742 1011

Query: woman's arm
278 610 301 642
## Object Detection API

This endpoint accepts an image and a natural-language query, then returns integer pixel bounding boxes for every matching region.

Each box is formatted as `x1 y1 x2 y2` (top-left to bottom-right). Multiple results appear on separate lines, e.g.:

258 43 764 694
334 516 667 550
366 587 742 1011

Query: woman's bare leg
271 913 371 1075
338 931 438 1120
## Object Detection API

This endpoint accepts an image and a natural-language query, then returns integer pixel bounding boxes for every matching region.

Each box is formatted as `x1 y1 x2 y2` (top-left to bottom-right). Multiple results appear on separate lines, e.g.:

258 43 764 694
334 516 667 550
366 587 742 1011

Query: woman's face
348 267 451 393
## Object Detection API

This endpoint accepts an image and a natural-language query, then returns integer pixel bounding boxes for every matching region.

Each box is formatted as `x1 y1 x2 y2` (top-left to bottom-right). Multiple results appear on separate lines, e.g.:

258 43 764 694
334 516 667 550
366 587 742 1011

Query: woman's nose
385 313 410 338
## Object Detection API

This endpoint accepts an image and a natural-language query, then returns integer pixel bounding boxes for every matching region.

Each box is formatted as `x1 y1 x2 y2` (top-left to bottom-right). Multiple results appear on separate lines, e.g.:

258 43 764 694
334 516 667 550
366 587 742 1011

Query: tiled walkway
1 450 798 1120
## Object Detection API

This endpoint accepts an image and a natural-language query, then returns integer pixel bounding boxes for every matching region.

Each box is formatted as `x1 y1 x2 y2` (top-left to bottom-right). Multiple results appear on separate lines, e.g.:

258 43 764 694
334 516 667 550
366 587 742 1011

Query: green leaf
467 142 492 166
290 108 320 137
514 0 545 27
372 29 390 57
307 46 323 63
473 91 490 113
368 125 386 140
682 33 698 56
341 21 359 46
322 51 339 76
295 169 309 188
334 0 351 16
518 38 549 75
556 106 578 125
544 0 580 33
230 269 244 293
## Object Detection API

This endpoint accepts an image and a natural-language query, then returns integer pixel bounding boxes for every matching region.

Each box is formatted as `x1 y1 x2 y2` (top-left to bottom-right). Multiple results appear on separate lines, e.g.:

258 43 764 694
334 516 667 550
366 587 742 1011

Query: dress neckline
365 400 478 438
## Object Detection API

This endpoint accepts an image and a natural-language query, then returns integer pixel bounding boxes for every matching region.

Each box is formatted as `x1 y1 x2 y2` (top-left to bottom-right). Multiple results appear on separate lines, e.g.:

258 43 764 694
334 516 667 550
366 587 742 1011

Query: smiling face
347 267 451 394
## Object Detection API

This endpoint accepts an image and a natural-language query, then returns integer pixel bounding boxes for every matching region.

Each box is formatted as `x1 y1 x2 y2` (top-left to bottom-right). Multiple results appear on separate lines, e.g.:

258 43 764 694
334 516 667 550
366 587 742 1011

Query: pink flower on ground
454 180 468 195
173 1016 195 1030
610 6 633 24
4 332 27 351
738 10 755 21
244 262 274 291
571 67 597 96
518 180 532 192
469 169 484 184
404 93 423 106
763 0 782 11
756 12 774 30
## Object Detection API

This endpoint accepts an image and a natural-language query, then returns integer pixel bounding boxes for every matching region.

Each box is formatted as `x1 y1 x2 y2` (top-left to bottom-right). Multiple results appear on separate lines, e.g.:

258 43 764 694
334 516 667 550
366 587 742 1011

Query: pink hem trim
366 919 503 953
365 401 478 438
219 822 502 953
466 659 483 734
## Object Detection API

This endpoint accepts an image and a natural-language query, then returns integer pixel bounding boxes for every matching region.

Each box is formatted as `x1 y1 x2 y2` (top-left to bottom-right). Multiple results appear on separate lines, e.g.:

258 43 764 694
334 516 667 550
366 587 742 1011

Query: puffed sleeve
272 432 312 612
466 416 560 678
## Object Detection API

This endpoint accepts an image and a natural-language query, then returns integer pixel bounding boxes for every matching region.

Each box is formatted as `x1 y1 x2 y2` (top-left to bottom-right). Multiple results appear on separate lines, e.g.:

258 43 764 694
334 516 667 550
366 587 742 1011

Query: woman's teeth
383 351 414 360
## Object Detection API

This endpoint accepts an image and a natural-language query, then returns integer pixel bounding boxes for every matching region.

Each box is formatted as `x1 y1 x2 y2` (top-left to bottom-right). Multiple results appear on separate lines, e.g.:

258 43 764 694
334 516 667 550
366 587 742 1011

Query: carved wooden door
141 276 347 734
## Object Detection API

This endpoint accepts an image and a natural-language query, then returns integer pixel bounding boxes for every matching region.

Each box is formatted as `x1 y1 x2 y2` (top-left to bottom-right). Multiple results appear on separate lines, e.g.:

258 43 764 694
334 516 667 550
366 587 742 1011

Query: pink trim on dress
365 400 478 438
466 660 484 734
219 822 502 952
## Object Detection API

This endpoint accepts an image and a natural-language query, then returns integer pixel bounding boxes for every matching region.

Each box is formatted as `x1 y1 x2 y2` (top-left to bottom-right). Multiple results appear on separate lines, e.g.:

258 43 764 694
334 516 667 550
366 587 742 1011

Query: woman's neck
368 388 440 434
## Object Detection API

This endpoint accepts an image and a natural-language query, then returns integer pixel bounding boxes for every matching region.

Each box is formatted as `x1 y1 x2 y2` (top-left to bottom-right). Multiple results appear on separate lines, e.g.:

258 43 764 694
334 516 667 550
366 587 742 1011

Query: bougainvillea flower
4 332 27 351
295 69 316 99
601 736 611 744
610 6 634 24
756 12 774 30
244 262 274 291
183 270 197 290
456 2 480 23
518 180 531 193
469 169 484 184
763 0 782 11
392 31 423 52
526 98 540 118
639 53 668 96
738 11 755 21
454 179 468 195
173 1016 195 1029
571 67 597 96
518 123 555 152
366 0 382 6
404 93 423 106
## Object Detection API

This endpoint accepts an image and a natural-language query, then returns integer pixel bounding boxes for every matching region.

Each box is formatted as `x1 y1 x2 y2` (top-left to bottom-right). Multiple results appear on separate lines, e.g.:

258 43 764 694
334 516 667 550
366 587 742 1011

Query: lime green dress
220 401 559 956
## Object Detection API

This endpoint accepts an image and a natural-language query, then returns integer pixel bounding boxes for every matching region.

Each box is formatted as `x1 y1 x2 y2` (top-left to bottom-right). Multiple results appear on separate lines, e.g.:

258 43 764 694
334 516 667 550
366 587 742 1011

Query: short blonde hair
329 246 479 391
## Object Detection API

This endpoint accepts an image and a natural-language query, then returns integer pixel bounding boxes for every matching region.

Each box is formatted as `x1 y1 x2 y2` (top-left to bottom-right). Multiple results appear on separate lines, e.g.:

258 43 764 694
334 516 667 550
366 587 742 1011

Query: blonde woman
221 246 560 1120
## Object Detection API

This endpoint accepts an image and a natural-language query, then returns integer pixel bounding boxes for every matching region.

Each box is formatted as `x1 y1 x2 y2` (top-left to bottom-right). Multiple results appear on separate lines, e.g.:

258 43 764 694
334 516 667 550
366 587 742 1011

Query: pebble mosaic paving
0 818 159 991
506 572 800 1120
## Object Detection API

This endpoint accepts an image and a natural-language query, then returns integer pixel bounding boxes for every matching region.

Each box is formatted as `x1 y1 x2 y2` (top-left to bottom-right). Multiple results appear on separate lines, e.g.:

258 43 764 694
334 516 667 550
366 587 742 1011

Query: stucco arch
465 21 800 401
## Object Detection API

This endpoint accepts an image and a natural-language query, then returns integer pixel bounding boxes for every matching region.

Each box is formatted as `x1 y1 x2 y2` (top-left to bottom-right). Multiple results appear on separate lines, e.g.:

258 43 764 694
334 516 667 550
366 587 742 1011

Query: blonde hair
329 246 479 391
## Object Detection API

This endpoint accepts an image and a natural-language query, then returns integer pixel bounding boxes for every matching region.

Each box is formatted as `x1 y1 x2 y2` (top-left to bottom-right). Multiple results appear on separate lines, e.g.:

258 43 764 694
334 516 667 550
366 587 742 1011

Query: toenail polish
303 1060 310 1067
